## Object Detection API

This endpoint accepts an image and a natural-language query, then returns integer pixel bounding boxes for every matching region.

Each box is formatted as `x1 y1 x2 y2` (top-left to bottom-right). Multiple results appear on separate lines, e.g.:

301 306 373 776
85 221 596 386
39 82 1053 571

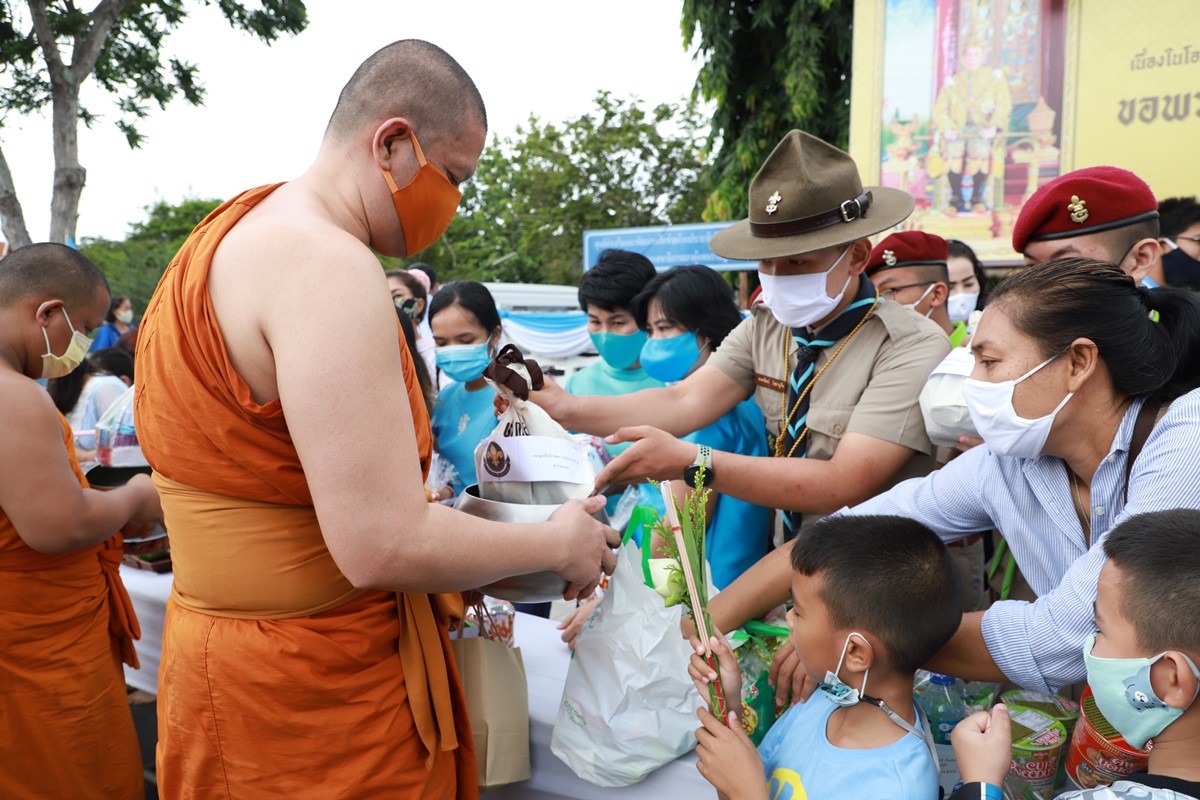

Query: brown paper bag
451 635 531 789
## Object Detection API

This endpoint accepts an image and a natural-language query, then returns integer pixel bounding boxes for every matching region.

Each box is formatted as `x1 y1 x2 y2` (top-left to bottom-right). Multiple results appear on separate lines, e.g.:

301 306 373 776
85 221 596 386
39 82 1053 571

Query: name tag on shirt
755 374 786 394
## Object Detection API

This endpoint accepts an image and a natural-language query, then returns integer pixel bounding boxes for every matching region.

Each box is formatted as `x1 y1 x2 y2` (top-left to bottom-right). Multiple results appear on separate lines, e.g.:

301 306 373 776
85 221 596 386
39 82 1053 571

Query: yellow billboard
849 0 1200 262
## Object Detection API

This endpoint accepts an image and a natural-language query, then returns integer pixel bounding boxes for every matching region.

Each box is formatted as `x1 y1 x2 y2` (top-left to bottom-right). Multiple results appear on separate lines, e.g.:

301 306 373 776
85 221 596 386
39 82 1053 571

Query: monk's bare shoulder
206 184 392 403
0 373 66 452
214 183 384 287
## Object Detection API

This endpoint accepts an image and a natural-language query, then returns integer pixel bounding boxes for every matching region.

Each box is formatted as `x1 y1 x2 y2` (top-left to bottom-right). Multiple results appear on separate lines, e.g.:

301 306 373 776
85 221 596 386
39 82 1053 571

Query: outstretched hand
594 427 696 489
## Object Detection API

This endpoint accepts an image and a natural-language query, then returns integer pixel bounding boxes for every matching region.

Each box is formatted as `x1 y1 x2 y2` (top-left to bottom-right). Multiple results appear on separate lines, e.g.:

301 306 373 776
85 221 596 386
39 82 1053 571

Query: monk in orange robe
0 244 162 800
134 39 618 799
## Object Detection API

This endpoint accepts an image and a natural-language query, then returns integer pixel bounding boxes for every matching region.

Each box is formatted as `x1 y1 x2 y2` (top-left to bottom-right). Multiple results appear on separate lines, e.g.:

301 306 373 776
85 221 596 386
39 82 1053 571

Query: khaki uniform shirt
709 298 951 533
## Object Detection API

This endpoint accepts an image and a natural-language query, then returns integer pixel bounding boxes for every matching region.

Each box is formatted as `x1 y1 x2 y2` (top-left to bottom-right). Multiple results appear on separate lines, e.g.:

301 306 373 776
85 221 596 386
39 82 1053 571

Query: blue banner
582 222 752 272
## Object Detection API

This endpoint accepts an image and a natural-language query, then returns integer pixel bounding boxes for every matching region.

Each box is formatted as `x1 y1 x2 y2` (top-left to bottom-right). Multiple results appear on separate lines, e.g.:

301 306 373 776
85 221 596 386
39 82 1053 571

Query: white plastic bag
474 345 593 505
551 540 701 786
919 346 979 449
95 386 149 468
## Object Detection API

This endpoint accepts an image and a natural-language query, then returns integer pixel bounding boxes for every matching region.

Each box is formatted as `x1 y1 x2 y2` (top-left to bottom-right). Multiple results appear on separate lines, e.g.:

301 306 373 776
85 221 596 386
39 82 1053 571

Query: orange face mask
382 131 463 257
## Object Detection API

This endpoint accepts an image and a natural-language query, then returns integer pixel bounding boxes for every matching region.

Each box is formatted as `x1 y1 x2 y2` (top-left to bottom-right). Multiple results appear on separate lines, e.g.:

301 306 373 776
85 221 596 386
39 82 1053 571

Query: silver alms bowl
453 484 608 603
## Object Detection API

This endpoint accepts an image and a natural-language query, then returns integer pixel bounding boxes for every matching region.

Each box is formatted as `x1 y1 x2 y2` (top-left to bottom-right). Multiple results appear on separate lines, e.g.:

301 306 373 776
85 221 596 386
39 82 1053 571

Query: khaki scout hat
710 131 915 261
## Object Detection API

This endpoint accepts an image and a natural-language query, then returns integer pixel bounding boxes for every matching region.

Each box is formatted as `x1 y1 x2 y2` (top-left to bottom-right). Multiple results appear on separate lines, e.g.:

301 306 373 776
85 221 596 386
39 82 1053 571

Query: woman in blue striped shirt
704 257 1200 700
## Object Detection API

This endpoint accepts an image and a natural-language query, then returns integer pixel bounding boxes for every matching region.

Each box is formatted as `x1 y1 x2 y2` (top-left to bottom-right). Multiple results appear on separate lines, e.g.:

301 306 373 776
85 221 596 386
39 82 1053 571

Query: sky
3 1 703 241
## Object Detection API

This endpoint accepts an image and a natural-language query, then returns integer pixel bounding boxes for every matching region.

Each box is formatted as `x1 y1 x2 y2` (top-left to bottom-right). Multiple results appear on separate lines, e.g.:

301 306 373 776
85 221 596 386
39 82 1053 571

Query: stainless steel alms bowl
453 484 609 604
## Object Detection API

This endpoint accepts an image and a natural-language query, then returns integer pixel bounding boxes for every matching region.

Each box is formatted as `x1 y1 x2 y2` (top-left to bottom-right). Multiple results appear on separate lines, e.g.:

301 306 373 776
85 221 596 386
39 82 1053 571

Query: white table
120 565 172 694
118 566 712 798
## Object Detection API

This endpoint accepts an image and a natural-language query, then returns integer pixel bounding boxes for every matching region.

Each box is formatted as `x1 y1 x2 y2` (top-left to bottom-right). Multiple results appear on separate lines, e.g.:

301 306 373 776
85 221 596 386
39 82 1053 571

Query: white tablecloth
117 566 712 798
120 565 171 694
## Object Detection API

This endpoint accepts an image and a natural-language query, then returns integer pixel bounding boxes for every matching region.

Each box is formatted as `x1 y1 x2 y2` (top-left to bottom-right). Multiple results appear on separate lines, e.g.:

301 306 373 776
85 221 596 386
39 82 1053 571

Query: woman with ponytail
706 257 1200 699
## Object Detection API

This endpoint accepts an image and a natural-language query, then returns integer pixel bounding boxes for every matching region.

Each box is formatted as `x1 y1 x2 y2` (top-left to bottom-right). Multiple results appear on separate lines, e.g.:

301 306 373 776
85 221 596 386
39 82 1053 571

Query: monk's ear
372 117 414 172
35 299 64 327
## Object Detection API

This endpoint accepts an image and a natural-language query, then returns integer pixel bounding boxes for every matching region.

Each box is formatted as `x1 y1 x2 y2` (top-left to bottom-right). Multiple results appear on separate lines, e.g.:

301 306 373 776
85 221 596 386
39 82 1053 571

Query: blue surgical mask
818 631 934 751
590 330 648 370
639 333 705 383
819 631 872 707
436 342 492 383
1083 633 1200 749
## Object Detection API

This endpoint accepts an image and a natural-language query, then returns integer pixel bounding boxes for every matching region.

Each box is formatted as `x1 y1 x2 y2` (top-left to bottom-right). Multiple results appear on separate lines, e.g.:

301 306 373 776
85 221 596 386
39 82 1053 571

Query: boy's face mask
1083 633 1200 749
817 631 936 755
819 631 872 707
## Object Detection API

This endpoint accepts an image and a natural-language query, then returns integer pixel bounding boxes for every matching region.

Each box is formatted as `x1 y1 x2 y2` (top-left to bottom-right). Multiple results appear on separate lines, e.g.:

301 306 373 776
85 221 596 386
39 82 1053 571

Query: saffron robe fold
0 416 142 800
135 184 476 799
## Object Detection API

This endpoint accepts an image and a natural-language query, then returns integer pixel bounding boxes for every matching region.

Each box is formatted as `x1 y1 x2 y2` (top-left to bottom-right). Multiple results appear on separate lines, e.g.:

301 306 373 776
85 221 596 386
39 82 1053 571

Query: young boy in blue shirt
951 509 1200 800
690 514 963 799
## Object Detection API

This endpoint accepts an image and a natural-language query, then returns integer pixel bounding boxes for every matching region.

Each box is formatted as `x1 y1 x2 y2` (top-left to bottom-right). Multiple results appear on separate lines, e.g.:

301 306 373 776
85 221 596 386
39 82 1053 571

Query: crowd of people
2 37 1200 800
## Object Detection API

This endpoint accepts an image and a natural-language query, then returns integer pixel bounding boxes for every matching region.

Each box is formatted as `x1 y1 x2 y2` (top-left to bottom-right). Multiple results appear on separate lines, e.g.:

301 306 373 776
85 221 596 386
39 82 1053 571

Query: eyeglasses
880 281 937 301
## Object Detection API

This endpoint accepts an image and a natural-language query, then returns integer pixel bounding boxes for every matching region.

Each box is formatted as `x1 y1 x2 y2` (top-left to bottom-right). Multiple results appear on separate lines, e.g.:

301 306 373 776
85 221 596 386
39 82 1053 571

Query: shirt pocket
805 403 854 461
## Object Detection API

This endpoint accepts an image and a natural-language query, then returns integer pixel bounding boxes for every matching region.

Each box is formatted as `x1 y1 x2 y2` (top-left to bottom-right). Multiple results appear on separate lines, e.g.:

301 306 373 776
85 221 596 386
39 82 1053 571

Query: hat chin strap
750 192 873 239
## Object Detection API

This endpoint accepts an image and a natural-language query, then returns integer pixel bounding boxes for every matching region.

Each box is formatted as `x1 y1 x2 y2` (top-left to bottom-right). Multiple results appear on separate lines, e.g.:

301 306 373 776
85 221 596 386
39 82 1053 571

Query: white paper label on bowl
477 435 593 485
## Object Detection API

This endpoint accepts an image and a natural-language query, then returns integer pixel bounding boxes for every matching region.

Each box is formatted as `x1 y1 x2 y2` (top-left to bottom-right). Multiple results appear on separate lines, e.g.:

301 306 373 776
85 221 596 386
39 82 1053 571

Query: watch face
684 465 712 487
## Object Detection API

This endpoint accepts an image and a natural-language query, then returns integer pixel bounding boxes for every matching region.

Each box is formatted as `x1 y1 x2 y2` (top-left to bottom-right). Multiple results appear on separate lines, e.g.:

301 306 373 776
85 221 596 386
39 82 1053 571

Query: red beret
866 231 949 274
1012 166 1159 253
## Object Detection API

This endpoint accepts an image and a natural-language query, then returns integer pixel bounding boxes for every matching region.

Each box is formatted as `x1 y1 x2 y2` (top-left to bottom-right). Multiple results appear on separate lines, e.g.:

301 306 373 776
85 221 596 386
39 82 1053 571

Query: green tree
682 0 853 222
416 91 712 285
80 196 221 313
0 1 306 248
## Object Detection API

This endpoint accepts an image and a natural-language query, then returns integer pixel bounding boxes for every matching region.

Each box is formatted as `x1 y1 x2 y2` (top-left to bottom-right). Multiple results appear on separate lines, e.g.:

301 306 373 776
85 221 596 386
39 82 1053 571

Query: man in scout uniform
931 36 1012 216
1014 165 1163 284
535 130 949 558
865 231 967 346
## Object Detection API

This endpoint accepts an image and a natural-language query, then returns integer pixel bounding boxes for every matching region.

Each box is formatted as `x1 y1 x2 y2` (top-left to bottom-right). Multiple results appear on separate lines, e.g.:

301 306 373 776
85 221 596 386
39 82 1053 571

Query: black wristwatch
683 444 715 487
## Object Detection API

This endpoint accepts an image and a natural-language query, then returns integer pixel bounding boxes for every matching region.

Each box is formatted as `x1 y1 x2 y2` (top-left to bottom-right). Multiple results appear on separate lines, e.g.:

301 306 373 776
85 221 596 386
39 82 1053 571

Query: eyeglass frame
880 280 939 301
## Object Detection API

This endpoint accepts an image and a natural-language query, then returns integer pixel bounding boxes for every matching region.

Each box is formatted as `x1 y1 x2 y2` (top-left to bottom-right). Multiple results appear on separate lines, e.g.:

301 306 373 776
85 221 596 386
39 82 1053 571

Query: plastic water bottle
916 672 969 795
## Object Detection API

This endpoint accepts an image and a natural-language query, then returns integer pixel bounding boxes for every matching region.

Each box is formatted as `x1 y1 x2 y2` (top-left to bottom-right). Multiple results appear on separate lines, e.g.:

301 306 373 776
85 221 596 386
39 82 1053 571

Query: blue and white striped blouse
845 387 1200 694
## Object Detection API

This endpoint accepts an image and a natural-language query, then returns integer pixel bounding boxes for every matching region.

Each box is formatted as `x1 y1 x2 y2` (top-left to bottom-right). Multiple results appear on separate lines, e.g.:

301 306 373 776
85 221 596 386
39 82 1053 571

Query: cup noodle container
1003 707 1068 800
1065 686 1150 789
1001 690 1080 789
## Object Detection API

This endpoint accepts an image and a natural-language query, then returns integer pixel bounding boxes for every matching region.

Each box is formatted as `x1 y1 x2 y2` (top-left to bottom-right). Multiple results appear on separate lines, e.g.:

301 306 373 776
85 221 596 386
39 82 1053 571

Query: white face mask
947 291 979 323
758 246 853 329
903 284 936 318
115 308 134 325
961 352 1073 459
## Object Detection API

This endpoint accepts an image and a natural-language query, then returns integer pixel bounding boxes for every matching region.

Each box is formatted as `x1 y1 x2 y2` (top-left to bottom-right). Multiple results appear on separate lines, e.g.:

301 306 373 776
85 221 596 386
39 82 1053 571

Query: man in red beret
1012 166 1165 285
865 231 966 346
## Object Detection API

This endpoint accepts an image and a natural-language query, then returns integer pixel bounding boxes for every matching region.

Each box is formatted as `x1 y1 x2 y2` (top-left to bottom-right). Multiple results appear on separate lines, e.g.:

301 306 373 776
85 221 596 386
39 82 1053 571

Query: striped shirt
845 387 1200 694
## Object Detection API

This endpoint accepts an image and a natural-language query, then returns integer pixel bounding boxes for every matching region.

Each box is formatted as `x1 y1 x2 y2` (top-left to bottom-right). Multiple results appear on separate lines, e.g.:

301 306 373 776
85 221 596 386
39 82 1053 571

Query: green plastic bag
730 620 790 745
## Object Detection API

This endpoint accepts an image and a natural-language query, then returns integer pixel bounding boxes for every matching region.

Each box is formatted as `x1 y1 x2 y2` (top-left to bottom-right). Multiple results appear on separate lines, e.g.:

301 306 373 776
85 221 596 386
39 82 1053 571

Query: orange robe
0 415 143 799
135 184 476 799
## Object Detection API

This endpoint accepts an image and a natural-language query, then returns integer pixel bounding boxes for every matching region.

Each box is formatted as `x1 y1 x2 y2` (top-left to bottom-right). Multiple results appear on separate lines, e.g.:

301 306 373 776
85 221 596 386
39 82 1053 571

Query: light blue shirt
680 399 770 589
563 359 663 458
563 359 664 518
758 690 937 799
847 388 1200 694
431 381 498 495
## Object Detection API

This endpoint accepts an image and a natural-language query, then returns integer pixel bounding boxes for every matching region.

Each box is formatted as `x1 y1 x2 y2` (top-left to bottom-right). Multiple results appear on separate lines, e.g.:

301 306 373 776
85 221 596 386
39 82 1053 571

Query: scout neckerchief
777 276 879 540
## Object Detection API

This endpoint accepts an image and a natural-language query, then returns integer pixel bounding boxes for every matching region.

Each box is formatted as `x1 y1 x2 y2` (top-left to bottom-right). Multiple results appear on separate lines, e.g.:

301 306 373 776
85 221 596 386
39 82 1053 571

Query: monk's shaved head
326 39 487 146
0 243 109 309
